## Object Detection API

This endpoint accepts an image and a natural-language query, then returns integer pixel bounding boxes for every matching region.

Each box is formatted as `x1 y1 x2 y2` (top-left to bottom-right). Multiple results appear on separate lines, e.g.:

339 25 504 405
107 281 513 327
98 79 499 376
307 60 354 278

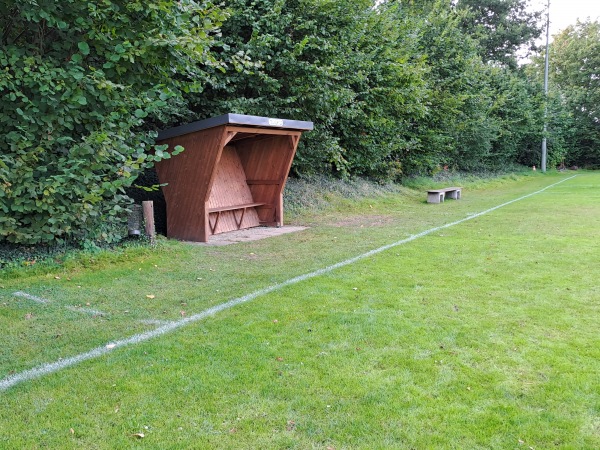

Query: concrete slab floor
184 226 308 246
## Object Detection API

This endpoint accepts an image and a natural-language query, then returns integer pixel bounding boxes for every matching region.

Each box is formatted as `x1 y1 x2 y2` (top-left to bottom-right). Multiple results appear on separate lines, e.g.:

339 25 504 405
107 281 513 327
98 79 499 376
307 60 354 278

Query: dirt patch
331 215 395 228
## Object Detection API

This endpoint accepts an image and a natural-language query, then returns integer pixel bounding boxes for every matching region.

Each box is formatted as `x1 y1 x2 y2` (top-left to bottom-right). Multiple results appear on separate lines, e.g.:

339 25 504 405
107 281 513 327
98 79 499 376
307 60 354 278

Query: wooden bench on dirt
427 187 462 204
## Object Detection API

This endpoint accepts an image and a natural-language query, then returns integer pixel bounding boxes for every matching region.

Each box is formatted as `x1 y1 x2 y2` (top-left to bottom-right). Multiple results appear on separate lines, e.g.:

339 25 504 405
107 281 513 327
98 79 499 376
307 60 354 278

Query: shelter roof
157 114 314 141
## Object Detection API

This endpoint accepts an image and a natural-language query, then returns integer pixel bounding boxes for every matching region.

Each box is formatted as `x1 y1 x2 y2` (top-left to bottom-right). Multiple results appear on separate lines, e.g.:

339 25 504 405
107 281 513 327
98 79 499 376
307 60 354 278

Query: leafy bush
0 0 226 245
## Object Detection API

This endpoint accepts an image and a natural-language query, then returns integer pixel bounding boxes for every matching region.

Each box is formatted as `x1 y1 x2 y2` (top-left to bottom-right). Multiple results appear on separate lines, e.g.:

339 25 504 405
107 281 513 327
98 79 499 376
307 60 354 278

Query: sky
529 0 600 38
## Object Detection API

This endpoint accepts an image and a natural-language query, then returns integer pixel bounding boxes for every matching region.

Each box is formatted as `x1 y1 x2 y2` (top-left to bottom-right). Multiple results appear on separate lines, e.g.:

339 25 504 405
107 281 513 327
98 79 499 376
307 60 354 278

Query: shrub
0 0 226 245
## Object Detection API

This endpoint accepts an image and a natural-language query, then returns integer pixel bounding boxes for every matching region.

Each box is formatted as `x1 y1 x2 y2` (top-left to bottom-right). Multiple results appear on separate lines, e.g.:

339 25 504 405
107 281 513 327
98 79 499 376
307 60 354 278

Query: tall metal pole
541 0 550 172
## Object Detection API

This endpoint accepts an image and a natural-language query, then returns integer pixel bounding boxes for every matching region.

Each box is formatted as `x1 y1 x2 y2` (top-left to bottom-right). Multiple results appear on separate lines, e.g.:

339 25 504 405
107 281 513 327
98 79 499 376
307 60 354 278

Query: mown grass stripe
0 175 576 392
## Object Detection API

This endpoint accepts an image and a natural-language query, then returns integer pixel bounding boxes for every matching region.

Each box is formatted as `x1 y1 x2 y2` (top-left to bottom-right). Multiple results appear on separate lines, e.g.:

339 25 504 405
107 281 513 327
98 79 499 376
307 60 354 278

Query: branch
1 7 20 46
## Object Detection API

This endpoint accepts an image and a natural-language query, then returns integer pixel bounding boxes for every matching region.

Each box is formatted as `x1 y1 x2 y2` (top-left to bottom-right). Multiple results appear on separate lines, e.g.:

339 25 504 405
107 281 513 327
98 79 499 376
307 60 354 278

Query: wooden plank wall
155 126 226 242
207 145 260 234
237 133 300 226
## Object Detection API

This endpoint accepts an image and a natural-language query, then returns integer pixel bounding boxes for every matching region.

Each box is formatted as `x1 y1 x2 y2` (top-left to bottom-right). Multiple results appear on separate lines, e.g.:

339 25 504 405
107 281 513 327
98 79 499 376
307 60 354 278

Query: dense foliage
0 0 225 245
548 20 600 167
192 0 548 176
191 0 428 178
455 0 542 67
1 0 597 246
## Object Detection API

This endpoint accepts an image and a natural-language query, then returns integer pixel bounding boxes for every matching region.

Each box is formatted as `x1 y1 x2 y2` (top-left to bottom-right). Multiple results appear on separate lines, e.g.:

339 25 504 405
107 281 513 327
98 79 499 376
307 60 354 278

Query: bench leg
208 212 221 234
448 190 461 200
427 192 445 203
233 207 247 229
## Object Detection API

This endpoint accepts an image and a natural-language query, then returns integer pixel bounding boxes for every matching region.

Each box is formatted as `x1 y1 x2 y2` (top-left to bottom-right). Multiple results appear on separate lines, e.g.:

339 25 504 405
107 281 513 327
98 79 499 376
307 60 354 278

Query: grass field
1 172 599 449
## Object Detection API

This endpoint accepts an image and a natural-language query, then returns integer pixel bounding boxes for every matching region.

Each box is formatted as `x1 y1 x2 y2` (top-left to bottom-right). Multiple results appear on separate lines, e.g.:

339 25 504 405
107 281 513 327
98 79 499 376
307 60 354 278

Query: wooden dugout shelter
155 114 313 243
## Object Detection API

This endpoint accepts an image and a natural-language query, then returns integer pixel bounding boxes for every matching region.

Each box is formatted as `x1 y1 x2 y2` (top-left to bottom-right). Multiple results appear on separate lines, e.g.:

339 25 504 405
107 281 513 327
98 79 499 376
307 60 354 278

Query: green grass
1 171 599 449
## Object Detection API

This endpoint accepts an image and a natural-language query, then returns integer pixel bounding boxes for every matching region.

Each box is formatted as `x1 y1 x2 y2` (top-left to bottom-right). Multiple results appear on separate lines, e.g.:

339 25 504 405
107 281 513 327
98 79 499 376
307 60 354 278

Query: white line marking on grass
13 291 49 304
66 306 108 316
0 176 577 391
12 291 108 316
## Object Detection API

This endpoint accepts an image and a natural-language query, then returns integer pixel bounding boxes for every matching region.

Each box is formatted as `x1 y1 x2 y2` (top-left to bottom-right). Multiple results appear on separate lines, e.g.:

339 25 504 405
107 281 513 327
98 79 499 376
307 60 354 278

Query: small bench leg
233 207 247 229
447 190 461 200
209 212 222 234
428 192 445 203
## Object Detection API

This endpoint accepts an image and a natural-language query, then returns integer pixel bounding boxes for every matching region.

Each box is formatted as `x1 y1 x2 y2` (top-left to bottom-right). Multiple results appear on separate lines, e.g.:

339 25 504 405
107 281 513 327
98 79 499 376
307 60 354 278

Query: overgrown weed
284 175 404 216
402 165 538 190
0 236 157 280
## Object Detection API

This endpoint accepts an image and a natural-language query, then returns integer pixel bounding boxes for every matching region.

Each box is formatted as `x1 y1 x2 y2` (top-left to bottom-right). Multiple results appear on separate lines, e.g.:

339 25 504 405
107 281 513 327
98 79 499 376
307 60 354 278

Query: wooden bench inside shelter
154 114 313 243
427 187 462 204
207 202 265 234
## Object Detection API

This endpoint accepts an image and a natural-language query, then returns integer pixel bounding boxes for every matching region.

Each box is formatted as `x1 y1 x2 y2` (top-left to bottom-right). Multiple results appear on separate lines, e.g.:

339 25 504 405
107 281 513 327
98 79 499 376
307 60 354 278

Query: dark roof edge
157 113 314 141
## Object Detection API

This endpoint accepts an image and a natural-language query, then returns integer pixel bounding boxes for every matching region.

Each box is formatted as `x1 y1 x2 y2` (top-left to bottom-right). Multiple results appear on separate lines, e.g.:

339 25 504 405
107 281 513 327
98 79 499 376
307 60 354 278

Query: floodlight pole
541 0 550 172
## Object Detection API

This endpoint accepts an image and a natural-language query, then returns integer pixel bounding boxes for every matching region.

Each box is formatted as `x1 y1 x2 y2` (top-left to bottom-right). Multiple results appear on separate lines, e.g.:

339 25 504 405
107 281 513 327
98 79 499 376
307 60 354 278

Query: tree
190 0 428 179
486 66 547 168
549 20 600 167
395 0 501 172
455 0 543 67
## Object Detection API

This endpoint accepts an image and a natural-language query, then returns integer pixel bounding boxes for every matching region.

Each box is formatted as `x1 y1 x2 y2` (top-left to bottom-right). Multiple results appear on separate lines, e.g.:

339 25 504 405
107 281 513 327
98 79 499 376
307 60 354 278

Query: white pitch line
12 291 49 304
13 291 108 317
0 176 577 391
